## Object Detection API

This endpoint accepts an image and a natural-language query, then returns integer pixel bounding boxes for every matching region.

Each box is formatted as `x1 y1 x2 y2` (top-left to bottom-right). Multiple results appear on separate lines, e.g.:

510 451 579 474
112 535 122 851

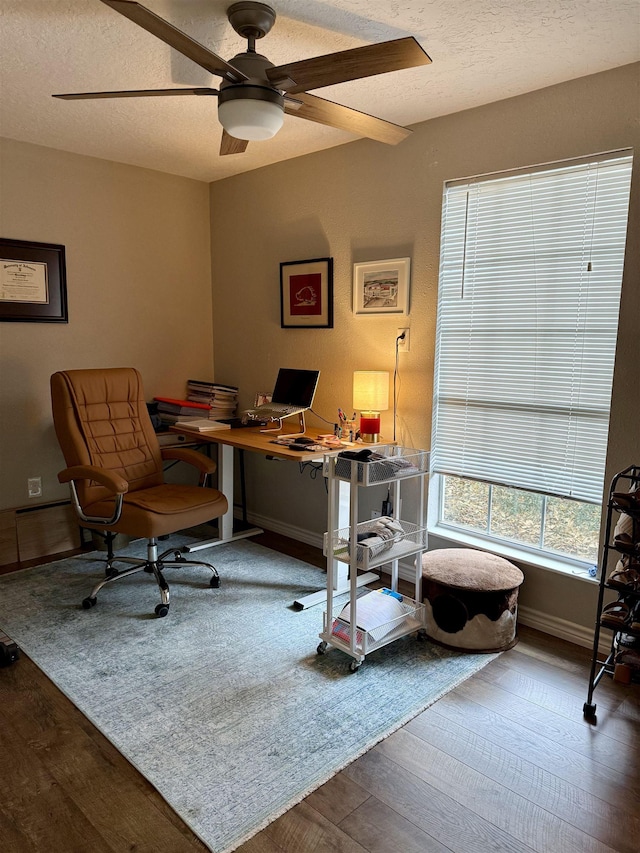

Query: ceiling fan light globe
218 98 283 140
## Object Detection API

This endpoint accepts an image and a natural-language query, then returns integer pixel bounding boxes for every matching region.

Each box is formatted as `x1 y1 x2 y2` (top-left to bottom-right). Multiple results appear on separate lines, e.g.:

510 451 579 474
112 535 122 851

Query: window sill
427 523 598 584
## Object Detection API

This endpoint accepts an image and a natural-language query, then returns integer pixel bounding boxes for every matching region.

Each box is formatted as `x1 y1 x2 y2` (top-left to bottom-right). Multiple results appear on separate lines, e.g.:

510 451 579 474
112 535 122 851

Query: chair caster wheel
583 702 597 721
105 567 119 579
209 576 221 588
155 603 169 617
82 596 97 609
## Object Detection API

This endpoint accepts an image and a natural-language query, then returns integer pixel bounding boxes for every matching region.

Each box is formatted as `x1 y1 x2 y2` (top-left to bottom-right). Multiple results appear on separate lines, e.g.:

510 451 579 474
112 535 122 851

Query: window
430 151 633 568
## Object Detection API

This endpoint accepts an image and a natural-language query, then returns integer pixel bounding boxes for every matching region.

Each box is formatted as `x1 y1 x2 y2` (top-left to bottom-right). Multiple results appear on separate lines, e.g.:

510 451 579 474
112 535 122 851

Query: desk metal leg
292 478 378 610
292 570 379 610
185 443 263 553
239 449 248 525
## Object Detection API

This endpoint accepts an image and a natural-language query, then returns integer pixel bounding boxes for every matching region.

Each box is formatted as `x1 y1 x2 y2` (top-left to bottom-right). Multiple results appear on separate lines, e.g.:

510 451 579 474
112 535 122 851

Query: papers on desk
174 418 231 432
270 436 354 451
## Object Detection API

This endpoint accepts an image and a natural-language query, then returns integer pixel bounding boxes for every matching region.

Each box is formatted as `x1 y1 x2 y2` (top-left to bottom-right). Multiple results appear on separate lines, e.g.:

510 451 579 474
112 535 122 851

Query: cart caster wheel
209 575 220 588
82 596 97 609
349 660 362 673
583 702 597 721
154 603 169 617
417 629 428 641
317 641 328 655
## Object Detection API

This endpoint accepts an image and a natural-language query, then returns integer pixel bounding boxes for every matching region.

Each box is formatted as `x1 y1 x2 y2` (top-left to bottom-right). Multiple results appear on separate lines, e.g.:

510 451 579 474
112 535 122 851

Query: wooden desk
172 425 379 608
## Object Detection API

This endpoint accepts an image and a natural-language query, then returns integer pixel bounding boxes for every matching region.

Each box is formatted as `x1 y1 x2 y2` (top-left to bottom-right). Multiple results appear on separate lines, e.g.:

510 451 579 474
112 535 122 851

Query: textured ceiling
1 0 638 182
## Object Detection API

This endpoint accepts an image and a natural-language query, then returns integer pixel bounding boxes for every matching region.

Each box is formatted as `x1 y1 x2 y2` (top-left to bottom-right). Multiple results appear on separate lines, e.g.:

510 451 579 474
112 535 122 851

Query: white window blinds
431 152 633 504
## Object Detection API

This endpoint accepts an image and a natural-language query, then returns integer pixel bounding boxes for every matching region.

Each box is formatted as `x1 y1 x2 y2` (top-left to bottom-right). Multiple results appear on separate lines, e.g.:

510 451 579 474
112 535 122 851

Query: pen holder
339 420 356 441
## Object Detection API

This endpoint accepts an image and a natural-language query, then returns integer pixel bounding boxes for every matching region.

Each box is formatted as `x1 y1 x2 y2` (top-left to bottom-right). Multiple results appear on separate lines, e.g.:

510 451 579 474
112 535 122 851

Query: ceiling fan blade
284 92 410 145
53 88 219 100
220 131 249 156
99 1 247 83
268 36 431 94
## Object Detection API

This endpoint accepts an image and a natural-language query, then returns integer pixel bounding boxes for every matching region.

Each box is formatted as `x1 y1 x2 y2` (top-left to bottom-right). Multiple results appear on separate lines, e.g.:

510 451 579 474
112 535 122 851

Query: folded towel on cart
352 516 404 559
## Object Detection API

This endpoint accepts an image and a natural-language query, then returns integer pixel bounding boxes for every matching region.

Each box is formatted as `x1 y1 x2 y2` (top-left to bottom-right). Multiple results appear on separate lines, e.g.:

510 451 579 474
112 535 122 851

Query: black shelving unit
583 465 640 722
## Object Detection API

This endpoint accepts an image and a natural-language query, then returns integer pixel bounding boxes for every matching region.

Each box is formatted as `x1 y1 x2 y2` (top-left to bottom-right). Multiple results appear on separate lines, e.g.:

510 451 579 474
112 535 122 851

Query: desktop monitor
271 368 320 408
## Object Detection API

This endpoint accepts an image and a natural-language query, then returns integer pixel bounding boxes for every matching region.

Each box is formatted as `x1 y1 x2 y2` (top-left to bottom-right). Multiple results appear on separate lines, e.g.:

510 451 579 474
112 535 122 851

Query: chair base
82 536 220 617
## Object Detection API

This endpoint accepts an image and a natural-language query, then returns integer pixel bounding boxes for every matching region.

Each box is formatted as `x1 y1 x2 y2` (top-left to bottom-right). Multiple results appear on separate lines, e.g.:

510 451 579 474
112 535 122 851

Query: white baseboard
245 512 607 654
243 510 324 550
517 604 610 655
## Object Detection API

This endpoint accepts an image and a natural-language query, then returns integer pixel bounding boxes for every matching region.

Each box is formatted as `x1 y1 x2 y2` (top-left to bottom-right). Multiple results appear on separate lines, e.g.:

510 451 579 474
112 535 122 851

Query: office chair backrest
51 367 164 509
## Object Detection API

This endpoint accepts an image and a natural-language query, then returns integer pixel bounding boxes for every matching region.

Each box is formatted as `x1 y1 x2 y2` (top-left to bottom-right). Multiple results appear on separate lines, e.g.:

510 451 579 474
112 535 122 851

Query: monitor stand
260 410 306 436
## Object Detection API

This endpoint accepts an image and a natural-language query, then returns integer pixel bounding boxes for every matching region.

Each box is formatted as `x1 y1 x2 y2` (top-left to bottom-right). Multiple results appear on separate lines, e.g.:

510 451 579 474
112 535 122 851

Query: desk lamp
353 371 389 443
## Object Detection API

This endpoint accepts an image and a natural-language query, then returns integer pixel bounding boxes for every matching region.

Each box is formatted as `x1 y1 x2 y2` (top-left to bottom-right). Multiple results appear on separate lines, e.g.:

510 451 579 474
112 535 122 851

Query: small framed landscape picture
353 257 410 315
280 257 333 328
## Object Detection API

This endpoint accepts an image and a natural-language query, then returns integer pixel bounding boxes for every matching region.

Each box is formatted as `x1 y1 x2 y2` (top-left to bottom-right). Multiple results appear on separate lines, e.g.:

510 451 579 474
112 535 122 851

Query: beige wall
209 63 640 637
0 139 214 510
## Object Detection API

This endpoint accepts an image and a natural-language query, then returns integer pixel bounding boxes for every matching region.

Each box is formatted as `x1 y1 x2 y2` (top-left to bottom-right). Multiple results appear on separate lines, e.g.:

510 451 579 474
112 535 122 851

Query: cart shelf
319 594 425 657
323 446 429 486
323 519 427 572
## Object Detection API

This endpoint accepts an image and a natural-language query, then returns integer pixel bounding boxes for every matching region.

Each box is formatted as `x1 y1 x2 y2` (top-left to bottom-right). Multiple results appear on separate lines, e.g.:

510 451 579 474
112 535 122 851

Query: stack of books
153 396 211 427
186 379 238 421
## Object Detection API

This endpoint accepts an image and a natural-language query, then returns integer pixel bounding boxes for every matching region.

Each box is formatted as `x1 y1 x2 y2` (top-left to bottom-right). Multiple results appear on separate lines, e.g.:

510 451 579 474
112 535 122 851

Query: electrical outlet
397 328 410 352
27 477 42 498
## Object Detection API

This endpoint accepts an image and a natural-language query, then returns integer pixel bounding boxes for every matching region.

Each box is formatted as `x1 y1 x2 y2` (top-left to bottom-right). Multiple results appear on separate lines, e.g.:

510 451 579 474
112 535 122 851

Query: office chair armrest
58 465 129 493
58 466 127 526
161 447 218 487
161 447 217 474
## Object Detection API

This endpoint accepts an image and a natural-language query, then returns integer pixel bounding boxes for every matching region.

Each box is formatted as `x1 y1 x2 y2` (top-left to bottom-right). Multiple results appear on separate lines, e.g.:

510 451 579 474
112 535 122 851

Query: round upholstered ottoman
421 549 524 652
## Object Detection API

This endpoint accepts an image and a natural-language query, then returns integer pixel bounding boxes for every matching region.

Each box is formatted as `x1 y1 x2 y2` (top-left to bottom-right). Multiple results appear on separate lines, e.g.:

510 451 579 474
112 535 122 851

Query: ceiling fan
53 0 432 156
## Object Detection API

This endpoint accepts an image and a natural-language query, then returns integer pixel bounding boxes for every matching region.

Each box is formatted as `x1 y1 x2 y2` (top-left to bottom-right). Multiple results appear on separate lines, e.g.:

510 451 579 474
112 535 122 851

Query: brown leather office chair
51 367 229 617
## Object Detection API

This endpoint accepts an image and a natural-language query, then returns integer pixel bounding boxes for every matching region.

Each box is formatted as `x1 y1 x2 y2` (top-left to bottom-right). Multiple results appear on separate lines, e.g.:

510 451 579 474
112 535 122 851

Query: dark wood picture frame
280 257 333 329
0 238 68 323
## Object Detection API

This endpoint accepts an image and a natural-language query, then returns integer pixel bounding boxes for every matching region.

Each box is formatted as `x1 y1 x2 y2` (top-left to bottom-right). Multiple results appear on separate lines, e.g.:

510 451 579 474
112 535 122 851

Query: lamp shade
218 86 284 141
353 371 390 412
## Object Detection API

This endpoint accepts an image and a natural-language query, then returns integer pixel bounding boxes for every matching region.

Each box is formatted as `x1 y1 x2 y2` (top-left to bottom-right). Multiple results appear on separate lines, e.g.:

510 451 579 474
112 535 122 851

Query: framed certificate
0 238 68 323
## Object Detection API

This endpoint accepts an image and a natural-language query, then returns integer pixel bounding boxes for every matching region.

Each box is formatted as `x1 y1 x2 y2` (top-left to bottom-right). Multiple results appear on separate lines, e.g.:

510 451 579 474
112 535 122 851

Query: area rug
0 538 497 853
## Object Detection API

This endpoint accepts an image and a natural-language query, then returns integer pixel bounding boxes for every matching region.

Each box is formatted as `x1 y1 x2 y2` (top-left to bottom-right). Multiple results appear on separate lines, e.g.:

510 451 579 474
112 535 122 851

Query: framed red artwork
280 257 333 328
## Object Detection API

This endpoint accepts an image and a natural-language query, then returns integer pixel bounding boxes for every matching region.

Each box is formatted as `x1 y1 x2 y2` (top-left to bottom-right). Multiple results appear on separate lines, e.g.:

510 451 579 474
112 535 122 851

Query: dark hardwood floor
1 531 638 852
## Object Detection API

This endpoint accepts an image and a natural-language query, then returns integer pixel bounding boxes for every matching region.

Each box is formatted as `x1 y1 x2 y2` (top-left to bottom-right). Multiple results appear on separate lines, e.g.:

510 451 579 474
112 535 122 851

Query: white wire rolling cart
317 446 430 671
